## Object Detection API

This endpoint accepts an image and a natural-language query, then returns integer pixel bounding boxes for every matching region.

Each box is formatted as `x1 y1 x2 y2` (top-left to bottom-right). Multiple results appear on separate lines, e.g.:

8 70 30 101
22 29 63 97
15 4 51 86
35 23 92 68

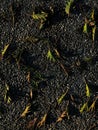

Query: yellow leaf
32 11 48 29
47 50 55 62
83 22 88 34
20 103 31 117
56 110 69 123
88 96 98 111
86 83 90 97
80 102 88 113
65 0 74 16
37 114 47 128
57 88 69 104
1 44 9 57
4 83 11 104
32 11 48 21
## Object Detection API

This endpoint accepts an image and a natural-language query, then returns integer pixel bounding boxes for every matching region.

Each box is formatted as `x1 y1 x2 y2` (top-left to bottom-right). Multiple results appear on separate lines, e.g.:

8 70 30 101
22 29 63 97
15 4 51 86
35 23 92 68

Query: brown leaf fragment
27 118 37 129
37 114 47 128
26 72 30 83
54 48 60 58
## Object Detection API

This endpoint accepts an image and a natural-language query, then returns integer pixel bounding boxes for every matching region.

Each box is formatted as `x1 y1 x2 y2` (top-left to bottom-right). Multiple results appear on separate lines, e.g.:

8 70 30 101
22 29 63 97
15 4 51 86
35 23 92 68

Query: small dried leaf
30 89 33 99
47 50 55 62
56 111 69 123
27 118 37 129
37 114 47 128
4 83 11 104
65 0 74 16
92 25 96 42
60 63 68 76
80 102 88 113
86 83 90 97
26 72 30 83
20 103 31 118
83 22 88 34
54 49 60 58
57 88 69 104
91 9 94 20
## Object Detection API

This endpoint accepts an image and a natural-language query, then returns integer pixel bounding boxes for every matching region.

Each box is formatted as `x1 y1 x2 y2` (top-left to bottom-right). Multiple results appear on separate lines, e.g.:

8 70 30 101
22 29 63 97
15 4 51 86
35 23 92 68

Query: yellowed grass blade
56 110 69 123
80 102 88 113
88 96 98 111
47 50 55 62
57 88 69 104
1 44 9 57
65 0 74 16
37 114 47 128
85 83 90 97
20 103 31 118
92 25 96 42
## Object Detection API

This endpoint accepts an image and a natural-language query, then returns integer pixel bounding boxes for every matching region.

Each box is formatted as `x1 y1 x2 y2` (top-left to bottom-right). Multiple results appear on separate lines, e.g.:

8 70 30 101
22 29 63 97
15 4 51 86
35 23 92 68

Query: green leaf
65 0 74 16
57 88 69 104
32 11 48 21
83 23 88 34
32 11 48 29
47 50 55 62
80 102 88 113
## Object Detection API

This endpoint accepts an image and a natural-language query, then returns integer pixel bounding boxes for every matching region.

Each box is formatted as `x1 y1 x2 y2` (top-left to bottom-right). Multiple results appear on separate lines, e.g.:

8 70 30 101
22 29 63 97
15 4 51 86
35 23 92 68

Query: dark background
0 0 98 130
